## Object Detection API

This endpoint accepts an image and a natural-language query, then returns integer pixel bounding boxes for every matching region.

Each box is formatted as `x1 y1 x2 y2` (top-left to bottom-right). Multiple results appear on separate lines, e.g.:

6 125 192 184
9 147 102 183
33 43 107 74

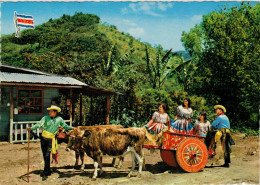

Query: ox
56 127 85 170
66 127 146 179
57 125 124 170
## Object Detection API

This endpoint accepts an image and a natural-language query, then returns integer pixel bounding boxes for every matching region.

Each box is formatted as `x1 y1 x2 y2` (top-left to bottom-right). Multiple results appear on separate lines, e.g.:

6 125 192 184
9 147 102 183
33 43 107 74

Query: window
17 89 43 114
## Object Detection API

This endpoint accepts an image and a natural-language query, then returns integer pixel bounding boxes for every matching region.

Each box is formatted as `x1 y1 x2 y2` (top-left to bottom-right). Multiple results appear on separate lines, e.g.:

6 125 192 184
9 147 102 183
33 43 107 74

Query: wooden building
0 64 121 143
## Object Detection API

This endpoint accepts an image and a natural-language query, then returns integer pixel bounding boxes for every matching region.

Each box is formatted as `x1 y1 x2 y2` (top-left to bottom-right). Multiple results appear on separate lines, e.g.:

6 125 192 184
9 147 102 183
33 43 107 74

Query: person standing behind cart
194 112 211 137
144 103 170 135
27 105 73 180
170 98 194 134
210 105 233 167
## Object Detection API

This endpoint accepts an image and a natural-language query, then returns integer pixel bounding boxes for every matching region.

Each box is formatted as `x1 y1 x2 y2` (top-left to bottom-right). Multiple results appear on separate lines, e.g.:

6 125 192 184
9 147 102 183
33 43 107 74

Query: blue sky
1 1 258 51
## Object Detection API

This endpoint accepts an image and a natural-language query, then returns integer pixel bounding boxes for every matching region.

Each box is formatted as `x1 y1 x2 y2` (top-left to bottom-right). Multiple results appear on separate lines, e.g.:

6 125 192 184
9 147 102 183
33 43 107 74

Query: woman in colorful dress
194 112 211 137
144 103 170 135
170 98 194 134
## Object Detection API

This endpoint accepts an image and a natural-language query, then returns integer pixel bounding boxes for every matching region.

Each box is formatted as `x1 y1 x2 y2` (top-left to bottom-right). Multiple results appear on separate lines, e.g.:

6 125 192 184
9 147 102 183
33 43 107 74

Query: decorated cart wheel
176 137 208 172
160 149 178 167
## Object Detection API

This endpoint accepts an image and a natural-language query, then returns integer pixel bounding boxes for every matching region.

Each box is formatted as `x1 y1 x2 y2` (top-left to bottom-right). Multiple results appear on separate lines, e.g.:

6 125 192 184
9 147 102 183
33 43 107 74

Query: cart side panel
161 131 206 150
162 131 184 150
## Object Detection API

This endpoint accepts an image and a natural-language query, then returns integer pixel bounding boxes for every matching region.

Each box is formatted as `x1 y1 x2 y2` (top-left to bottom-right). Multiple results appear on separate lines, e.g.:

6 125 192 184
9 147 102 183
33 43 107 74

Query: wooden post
69 89 73 127
90 96 93 125
9 87 14 143
27 130 30 182
79 93 82 126
105 95 111 125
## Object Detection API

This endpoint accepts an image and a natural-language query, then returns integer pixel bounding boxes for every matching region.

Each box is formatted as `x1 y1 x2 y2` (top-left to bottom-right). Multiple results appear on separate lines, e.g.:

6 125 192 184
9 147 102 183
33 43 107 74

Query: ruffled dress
170 105 194 134
144 112 170 135
194 120 211 137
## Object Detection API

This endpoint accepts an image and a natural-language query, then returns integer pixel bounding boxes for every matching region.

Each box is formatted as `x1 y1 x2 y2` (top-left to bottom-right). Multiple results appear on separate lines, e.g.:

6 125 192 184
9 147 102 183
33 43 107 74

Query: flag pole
14 11 20 38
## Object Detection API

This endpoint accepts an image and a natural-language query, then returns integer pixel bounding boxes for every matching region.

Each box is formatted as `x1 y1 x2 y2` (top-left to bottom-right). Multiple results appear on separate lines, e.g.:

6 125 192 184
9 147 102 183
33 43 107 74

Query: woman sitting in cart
194 112 211 137
170 98 194 134
144 103 170 135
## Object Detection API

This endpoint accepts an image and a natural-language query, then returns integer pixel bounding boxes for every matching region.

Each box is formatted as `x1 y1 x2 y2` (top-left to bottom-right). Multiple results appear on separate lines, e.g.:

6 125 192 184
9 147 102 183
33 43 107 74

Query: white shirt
194 120 211 132
152 112 170 124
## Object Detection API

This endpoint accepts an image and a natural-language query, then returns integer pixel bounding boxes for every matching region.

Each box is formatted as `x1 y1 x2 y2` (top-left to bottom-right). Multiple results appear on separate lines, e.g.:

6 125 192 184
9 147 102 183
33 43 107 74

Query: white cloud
127 27 145 38
158 2 173 11
122 19 137 26
135 2 162 17
121 7 128 14
191 15 203 22
129 3 137 12
139 2 153 12
126 2 173 17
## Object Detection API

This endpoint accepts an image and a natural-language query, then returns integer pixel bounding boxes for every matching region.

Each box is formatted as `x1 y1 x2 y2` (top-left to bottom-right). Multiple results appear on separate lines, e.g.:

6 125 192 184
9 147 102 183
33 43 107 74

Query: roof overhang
0 82 83 89
82 86 122 96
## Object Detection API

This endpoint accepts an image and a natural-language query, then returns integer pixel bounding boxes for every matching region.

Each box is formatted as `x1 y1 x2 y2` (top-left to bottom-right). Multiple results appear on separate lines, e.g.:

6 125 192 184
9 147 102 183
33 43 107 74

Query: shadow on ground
18 160 191 181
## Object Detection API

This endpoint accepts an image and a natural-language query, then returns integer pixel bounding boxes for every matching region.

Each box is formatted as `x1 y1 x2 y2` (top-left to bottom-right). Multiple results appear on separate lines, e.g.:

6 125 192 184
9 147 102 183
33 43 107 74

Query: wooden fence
10 120 70 143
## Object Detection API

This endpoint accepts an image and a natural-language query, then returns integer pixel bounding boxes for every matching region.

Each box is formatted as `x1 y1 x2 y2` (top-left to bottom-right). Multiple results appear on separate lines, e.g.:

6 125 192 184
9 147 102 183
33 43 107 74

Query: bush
231 126 259 136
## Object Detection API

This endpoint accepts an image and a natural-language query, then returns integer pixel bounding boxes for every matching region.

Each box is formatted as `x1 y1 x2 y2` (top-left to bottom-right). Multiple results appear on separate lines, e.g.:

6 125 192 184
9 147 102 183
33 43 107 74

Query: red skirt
144 122 167 135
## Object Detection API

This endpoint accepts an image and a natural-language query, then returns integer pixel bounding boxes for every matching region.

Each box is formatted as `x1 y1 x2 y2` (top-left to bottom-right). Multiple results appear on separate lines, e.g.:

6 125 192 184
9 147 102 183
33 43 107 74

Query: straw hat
214 105 226 113
47 105 61 112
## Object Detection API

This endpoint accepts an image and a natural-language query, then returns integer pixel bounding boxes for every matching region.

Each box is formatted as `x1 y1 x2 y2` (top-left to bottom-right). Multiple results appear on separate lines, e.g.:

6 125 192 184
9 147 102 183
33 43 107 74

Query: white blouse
194 120 211 132
152 112 170 124
177 105 193 119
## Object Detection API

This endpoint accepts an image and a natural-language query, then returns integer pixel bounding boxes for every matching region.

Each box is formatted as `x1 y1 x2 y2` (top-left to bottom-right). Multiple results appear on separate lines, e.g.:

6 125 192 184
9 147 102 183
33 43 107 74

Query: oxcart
144 124 214 173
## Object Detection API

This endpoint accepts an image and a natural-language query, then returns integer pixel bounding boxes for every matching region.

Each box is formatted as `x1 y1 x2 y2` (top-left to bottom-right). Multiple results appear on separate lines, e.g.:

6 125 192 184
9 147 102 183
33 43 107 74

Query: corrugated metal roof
0 72 123 95
0 72 86 86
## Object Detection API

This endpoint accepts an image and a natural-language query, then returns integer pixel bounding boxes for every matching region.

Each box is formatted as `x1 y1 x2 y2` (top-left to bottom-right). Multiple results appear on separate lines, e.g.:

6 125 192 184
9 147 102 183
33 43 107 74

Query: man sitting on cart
210 105 234 168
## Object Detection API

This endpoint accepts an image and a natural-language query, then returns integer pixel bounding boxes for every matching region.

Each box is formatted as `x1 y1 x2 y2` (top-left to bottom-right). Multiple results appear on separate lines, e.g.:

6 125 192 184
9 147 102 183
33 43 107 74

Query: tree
145 45 172 89
103 44 135 76
181 2 259 128
145 45 191 89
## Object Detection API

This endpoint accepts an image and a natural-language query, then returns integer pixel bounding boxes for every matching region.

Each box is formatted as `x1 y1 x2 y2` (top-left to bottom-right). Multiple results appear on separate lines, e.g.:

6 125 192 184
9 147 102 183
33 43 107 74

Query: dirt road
0 133 258 185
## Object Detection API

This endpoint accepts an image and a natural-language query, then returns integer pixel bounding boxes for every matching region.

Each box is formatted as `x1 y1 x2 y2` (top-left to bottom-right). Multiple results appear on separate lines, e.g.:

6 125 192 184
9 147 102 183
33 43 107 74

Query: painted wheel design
160 149 178 167
176 137 208 172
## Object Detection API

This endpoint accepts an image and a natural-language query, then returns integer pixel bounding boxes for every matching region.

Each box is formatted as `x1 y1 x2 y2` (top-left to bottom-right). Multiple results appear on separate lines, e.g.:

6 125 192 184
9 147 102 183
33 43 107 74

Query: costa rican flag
14 11 35 37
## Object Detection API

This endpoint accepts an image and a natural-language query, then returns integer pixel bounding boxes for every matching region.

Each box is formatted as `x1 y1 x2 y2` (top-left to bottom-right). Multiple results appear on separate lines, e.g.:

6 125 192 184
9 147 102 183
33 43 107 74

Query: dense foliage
181 2 259 129
2 3 258 133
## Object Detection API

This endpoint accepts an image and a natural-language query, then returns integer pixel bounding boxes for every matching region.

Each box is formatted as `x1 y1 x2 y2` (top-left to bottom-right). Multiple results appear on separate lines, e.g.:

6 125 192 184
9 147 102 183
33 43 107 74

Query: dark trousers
41 136 52 174
224 133 234 164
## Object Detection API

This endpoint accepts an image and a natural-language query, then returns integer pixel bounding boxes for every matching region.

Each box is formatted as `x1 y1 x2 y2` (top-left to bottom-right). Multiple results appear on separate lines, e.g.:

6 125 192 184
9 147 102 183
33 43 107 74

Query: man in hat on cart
210 105 233 168
28 105 73 180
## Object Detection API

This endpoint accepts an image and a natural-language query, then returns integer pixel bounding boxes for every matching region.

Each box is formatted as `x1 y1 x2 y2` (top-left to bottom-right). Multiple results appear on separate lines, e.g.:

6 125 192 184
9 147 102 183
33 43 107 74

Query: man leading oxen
66 126 147 179
27 105 73 181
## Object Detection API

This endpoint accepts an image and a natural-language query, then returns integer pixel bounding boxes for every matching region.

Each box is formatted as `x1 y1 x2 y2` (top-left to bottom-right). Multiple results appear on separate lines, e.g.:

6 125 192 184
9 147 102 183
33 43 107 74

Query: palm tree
104 44 135 76
145 45 191 89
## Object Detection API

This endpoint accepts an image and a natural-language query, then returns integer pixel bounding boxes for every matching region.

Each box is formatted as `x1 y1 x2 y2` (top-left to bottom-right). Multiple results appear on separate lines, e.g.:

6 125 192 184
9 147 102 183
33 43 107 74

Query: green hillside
2 13 182 85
